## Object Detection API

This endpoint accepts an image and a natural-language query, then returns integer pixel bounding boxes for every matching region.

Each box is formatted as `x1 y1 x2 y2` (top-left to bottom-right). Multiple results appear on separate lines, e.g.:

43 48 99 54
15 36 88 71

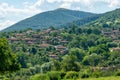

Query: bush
47 71 61 80
30 74 49 80
80 73 89 78
29 67 36 75
64 71 78 79
92 71 102 78
115 71 120 76
60 72 66 79
101 70 114 77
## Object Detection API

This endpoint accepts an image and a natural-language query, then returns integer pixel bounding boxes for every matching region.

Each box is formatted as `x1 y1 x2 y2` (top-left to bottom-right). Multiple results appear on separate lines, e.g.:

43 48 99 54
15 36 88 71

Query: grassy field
79 76 120 80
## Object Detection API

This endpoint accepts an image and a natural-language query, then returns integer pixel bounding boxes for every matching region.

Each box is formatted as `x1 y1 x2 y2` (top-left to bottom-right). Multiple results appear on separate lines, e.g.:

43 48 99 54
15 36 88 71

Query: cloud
62 0 80 3
0 2 42 17
0 0 44 30
109 0 120 8
0 20 16 31
46 0 59 3
60 3 71 9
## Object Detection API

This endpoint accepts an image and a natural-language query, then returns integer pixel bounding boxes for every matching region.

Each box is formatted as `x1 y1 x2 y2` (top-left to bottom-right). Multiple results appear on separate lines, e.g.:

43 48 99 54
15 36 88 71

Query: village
7 27 120 61
8 28 69 59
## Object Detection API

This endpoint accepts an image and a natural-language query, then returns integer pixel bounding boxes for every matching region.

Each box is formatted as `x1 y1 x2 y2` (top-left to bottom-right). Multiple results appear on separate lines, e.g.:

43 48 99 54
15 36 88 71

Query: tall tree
0 38 20 73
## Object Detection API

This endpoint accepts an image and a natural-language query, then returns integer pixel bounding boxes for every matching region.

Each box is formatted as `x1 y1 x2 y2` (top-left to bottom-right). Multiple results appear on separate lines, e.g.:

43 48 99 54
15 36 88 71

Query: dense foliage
1 24 120 79
0 38 20 73
1 8 120 80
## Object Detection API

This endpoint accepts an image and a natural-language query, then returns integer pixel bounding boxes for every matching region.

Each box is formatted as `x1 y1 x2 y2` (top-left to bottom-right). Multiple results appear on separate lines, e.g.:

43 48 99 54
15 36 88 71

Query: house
50 30 60 34
33 34 40 38
24 38 36 42
45 29 52 33
16 34 24 37
49 54 59 59
113 40 120 43
111 47 120 52
9 37 19 43
39 43 50 48
16 47 22 51
111 35 117 40
26 41 34 45
41 29 52 34
60 48 68 55
60 41 69 45
55 45 67 51
26 30 34 34
113 30 120 35
55 36 63 41
92 67 110 71
103 32 111 36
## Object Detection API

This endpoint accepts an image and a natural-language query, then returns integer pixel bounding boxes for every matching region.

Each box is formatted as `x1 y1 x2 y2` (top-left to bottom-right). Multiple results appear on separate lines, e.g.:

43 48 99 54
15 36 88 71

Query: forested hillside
87 9 120 28
0 8 120 80
3 8 95 31
1 24 120 79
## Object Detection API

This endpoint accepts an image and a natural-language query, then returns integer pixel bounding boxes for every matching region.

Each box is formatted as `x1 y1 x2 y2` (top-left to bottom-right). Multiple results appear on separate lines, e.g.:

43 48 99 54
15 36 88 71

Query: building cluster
8 29 69 59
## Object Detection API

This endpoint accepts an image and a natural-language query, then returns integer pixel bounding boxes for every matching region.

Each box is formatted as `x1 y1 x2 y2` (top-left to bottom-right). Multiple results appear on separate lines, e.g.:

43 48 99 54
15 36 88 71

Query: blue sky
0 0 120 30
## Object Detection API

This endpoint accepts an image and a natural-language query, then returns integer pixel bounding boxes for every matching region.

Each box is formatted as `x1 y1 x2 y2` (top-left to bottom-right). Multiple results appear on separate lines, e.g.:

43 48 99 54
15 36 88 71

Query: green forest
1 8 120 80
1 24 120 80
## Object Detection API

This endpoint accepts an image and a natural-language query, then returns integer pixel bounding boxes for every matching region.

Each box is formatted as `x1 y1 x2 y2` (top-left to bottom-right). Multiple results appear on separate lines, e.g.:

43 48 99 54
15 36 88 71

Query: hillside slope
87 8 120 28
3 8 95 31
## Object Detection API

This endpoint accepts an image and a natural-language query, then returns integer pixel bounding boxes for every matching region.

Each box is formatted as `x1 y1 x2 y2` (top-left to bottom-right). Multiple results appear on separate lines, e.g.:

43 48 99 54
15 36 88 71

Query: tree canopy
0 38 20 73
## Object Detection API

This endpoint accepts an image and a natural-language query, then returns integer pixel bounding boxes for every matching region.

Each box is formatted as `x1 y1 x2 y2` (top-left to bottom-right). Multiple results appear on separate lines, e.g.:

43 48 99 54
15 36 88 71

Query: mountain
63 14 101 27
86 8 120 28
3 8 96 31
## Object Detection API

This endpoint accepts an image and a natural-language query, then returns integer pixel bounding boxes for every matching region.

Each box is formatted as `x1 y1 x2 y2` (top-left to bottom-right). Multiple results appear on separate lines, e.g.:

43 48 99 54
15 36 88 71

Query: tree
52 60 61 71
89 44 109 55
75 27 82 34
17 52 28 68
92 28 101 35
69 48 85 61
108 51 120 65
86 28 92 34
0 38 20 73
62 55 80 71
41 62 53 73
102 23 110 28
30 47 37 54
82 54 102 66
96 37 112 45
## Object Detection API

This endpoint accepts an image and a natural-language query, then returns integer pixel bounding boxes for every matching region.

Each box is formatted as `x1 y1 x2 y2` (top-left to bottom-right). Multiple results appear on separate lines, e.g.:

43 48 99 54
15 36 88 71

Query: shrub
64 71 78 79
80 73 89 78
30 74 49 80
29 67 36 75
47 71 61 80
60 72 66 79
115 71 120 76
92 71 102 78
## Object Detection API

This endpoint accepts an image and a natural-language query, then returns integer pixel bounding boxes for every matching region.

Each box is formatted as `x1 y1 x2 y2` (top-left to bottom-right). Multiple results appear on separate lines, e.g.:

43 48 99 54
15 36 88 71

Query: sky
0 0 120 31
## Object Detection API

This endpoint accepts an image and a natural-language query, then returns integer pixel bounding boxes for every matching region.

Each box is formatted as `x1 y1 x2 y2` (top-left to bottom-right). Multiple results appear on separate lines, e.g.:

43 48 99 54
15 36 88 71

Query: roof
112 48 120 52
9 37 19 41
55 45 66 49
39 43 50 47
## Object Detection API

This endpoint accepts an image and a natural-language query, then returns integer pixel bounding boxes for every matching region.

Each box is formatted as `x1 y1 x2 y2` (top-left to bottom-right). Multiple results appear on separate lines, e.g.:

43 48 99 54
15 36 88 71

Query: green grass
78 76 120 80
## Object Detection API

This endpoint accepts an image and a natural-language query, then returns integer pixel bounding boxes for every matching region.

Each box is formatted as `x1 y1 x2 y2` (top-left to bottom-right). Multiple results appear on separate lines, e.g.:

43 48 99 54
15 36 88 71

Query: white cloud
0 20 16 31
46 0 80 3
60 3 71 9
109 0 120 8
0 0 44 30
0 2 42 17
46 0 58 3
62 0 80 3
